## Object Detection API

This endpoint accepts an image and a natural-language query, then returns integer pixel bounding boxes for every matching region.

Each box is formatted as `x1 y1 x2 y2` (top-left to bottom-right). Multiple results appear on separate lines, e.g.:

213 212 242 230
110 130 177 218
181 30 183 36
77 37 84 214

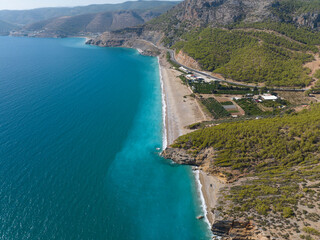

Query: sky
0 0 132 10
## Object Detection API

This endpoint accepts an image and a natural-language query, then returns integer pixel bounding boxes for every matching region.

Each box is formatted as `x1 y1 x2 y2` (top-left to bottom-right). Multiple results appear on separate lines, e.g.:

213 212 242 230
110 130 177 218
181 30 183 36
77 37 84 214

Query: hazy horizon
0 0 147 10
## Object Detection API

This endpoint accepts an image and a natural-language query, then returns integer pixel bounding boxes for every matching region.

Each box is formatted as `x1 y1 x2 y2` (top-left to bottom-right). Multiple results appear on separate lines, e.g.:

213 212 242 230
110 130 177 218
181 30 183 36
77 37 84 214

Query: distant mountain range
0 1 179 25
0 1 179 37
23 8 175 37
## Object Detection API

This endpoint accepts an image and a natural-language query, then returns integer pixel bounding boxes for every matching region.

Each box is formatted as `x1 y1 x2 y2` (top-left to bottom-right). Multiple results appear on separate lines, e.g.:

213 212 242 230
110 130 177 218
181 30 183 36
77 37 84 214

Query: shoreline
194 169 213 229
158 56 168 150
81 41 219 235
157 50 220 235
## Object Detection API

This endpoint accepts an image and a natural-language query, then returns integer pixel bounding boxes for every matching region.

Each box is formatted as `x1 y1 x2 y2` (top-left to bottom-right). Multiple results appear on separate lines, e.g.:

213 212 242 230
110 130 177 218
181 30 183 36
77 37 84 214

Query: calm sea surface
0 37 210 239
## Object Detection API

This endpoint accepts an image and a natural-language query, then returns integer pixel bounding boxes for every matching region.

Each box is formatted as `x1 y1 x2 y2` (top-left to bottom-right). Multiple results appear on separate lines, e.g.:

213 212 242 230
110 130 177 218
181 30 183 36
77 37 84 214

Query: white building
261 94 278 100
179 67 188 73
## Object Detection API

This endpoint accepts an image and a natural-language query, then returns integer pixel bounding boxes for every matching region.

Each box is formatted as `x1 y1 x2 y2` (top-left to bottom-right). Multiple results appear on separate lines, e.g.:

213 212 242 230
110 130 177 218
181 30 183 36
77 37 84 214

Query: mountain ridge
23 10 150 36
7 1 179 38
0 1 179 25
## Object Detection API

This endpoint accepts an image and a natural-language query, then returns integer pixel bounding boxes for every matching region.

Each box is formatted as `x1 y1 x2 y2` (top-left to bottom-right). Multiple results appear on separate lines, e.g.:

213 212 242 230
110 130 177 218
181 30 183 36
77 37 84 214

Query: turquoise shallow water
0 37 211 240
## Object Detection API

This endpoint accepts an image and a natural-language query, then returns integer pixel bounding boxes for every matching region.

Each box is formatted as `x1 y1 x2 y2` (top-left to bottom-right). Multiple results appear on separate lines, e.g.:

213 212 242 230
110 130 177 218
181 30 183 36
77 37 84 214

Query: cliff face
164 0 320 29
211 220 256 240
170 0 275 27
175 50 201 70
293 12 320 29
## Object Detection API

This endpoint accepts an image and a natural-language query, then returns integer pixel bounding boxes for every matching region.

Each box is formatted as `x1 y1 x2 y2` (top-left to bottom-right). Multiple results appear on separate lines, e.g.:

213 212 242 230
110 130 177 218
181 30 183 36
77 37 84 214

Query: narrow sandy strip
158 51 223 233
159 51 209 143
199 171 225 224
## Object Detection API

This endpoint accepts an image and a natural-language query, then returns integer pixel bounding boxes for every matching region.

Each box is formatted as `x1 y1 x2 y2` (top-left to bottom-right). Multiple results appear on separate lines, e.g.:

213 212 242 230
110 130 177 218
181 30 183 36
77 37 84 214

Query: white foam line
158 56 213 238
194 170 213 235
158 57 168 150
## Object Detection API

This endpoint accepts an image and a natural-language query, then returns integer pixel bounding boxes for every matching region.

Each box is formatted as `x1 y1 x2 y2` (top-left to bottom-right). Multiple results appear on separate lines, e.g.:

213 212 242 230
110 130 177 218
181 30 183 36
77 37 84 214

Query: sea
0 37 211 240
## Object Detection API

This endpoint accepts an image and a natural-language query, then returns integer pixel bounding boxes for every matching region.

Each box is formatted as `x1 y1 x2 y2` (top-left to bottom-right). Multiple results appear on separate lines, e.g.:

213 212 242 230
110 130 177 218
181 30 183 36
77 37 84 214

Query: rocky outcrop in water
161 147 198 165
162 147 243 182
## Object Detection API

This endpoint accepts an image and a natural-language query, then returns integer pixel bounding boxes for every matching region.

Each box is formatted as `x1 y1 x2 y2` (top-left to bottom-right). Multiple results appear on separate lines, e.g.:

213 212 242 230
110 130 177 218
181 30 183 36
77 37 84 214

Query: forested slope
164 104 320 238
145 0 320 87
173 25 319 87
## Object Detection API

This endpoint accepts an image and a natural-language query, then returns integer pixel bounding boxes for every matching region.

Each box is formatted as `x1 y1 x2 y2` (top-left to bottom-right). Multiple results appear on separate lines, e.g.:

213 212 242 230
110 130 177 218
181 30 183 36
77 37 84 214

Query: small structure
195 76 204 82
179 67 189 73
223 105 237 111
186 74 198 82
261 94 278 100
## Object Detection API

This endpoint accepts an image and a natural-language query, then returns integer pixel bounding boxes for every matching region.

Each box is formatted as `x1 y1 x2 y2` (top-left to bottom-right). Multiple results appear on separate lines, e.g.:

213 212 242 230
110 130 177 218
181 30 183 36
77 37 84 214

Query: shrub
283 207 294 218
303 227 320 236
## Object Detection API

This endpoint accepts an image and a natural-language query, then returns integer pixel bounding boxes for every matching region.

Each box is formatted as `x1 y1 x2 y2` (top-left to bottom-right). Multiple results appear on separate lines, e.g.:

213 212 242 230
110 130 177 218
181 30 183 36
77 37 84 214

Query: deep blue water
0 37 210 240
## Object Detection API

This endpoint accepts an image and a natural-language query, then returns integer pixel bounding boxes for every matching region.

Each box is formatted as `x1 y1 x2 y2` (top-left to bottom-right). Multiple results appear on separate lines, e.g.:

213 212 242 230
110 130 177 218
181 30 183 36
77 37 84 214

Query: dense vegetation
173 104 320 171
190 81 260 95
200 98 231 119
171 104 320 232
235 99 267 116
174 26 316 87
231 21 320 45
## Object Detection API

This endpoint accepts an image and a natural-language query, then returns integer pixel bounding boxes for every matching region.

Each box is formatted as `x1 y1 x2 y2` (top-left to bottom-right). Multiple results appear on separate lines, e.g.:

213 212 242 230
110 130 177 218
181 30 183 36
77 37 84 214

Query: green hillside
144 0 320 88
173 25 319 87
170 104 320 233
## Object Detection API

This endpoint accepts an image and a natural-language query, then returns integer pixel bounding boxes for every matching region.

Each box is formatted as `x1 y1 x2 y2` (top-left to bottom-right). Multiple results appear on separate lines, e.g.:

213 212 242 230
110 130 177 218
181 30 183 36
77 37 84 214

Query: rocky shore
162 147 259 240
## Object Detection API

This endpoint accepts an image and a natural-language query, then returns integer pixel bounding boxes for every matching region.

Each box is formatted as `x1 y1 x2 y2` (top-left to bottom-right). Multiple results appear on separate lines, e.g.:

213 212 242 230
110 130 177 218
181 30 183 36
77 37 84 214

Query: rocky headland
162 147 259 239
85 28 162 56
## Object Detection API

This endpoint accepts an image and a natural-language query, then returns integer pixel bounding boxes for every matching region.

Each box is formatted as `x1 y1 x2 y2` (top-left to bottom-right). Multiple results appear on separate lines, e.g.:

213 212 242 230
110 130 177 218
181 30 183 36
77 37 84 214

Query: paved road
167 49 306 92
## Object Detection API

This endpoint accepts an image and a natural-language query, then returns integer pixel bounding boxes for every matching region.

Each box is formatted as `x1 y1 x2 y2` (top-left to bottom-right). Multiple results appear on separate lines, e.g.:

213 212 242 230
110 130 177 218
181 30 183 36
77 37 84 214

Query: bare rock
212 220 255 240
161 147 198 165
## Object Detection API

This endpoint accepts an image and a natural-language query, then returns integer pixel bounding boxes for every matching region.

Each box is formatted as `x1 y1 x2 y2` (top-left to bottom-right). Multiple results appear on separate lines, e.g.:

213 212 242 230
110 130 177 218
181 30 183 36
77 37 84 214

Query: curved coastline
194 169 212 231
158 56 168 150
157 51 214 237
84 41 215 236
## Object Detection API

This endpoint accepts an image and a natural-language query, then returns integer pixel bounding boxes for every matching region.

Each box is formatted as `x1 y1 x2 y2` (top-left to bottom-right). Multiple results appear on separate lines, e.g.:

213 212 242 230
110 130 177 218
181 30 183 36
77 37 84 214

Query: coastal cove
0 37 211 239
